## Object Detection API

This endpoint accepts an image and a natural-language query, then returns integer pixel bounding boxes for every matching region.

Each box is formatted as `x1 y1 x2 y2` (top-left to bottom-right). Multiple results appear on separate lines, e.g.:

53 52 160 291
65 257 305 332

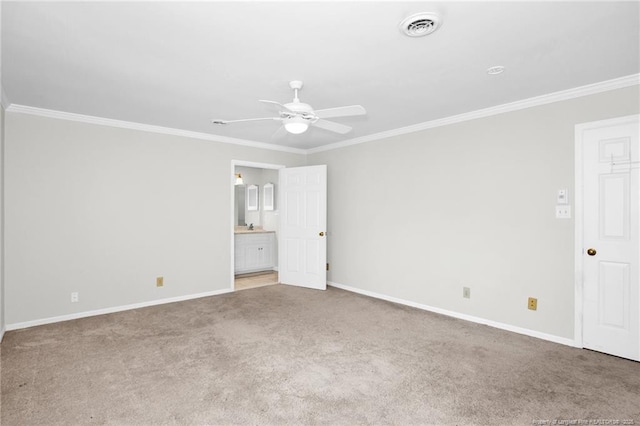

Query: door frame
574 114 640 349
230 160 285 291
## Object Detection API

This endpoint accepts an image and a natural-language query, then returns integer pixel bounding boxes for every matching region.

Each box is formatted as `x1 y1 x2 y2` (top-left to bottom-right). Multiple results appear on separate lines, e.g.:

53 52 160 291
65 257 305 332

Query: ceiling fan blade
259 100 293 111
271 124 288 139
313 119 353 134
211 117 279 125
314 105 366 119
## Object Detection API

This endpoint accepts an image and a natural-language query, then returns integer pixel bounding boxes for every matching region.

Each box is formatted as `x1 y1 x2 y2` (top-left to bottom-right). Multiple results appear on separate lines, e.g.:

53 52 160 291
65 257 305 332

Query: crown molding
5 104 307 155
307 73 640 154
4 73 638 156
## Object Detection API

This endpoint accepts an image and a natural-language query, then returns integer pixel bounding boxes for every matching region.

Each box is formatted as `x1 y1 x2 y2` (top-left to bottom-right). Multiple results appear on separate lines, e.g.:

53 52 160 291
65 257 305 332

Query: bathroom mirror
264 183 275 211
247 184 259 211
235 185 245 226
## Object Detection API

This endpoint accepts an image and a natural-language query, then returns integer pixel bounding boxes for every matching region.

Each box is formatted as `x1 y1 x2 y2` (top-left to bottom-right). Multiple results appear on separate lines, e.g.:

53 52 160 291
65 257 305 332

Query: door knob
587 248 597 256
319 232 325 237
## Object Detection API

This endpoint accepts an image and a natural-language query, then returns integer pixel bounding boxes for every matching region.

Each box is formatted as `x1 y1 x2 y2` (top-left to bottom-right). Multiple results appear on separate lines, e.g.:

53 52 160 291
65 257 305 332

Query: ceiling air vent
399 13 442 37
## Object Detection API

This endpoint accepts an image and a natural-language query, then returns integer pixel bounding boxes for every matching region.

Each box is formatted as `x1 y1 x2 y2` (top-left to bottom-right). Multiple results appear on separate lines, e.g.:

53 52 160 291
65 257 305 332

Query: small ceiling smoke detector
487 66 506 75
399 13 442 37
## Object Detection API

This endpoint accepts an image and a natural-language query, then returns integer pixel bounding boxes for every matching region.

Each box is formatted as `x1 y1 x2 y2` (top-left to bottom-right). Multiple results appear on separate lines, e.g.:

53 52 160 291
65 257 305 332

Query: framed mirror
247 184 259 211
235 185 246 225
264 183 275 211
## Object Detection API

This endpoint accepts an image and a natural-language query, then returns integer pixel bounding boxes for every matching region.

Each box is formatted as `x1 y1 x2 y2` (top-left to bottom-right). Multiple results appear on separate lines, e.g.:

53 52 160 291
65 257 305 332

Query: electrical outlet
528 297 537 311
71 292 79 303
156 277 164 287
555 205 571 219
463 287 470 299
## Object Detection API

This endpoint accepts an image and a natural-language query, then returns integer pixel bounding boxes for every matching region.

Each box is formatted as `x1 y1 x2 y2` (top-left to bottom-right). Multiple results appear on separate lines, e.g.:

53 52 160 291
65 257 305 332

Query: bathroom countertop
234 227 275 234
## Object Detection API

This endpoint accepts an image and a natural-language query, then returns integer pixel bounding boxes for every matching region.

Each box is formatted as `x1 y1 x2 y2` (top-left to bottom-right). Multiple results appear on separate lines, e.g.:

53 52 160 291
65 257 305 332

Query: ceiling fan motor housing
282 102 317 122
284 102 312 113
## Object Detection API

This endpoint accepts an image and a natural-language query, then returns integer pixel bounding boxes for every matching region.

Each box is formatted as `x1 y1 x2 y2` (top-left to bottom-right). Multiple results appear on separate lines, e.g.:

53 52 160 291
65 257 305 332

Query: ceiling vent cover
400 13 441 37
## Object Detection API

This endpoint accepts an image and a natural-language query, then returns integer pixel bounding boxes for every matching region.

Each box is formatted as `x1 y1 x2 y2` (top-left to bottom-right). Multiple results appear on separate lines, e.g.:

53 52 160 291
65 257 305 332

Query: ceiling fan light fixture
210 81 365 137
284 116 309 134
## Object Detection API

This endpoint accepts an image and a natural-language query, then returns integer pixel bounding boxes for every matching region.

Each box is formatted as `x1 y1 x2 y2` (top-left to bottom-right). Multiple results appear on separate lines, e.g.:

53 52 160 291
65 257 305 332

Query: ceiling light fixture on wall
235 173 244 185
399 13 442 37
283 116 309 134
487 66 506 75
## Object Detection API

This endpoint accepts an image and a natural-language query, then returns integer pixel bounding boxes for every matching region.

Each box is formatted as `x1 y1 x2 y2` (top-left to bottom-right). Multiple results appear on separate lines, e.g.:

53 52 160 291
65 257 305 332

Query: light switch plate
557 189 569 204
556 205 571 219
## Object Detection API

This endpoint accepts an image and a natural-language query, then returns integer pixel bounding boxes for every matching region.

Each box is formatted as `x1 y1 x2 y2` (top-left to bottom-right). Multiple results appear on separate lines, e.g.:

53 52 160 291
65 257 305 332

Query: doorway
575 114 640 361
230 161 328 292
230 161 284 291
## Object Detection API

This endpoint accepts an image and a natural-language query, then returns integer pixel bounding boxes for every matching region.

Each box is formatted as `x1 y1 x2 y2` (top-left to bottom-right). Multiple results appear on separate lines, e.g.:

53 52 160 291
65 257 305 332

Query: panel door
581 116 639 361
279 165 327 290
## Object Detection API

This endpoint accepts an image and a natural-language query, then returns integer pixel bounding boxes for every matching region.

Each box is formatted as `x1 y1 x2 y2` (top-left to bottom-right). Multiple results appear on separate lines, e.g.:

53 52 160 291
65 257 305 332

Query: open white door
279 165 327 290
578 115 639 361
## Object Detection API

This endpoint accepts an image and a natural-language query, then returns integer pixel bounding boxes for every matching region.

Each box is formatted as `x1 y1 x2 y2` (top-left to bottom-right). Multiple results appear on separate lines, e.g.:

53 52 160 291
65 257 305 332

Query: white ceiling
3 1 639 151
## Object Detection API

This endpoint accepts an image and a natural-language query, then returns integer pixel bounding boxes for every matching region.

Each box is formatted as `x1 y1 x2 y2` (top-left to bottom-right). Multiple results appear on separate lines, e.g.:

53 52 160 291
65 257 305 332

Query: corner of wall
1 88 10 110
1 102 5 343
0 0 6 342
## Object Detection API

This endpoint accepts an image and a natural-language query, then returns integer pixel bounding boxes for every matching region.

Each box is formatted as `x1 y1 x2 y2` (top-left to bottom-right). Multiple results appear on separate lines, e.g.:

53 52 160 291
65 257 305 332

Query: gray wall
4 113 304 325
308 86 640 340
3 84 639 339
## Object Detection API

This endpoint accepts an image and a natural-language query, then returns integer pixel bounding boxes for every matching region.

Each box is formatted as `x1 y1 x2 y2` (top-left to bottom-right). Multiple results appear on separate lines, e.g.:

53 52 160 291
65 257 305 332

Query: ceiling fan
211 81 366 136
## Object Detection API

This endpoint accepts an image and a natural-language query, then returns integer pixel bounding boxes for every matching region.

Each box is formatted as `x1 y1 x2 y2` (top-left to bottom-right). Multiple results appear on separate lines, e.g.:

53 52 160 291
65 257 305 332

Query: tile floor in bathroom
234 271 279 291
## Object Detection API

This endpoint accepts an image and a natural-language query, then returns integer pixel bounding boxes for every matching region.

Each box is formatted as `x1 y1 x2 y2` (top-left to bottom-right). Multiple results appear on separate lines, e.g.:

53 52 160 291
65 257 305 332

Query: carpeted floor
1 285 639 425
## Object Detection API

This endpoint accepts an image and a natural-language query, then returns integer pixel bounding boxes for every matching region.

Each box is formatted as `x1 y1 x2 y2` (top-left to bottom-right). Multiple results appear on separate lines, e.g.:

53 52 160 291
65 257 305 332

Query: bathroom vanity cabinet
234 232 275 274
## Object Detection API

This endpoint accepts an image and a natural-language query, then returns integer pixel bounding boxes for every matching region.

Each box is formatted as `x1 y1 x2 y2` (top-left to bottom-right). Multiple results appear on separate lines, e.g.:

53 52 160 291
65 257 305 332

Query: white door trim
574 114 640 349
230 160 285 291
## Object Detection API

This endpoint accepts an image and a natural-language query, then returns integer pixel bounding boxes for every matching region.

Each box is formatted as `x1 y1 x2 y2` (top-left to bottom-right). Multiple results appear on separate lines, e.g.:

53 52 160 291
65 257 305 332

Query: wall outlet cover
555 205 571 219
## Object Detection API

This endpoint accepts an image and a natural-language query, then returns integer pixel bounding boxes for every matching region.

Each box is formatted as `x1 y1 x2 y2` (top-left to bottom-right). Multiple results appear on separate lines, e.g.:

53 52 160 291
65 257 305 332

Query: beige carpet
1 285 639 425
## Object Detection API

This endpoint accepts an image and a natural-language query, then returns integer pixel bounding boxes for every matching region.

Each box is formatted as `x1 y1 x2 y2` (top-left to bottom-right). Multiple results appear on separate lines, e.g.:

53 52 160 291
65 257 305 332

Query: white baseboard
328 281 577 348
6 288 233 331
5 281 577 348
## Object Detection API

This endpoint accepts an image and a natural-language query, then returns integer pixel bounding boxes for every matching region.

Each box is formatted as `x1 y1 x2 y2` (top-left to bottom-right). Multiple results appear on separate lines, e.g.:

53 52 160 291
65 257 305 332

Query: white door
279 165 327 290
579 115 639 361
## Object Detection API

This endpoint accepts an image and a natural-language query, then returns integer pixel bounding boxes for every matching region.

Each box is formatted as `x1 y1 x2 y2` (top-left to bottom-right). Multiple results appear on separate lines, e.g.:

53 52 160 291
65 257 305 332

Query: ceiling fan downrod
289 80 303 103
